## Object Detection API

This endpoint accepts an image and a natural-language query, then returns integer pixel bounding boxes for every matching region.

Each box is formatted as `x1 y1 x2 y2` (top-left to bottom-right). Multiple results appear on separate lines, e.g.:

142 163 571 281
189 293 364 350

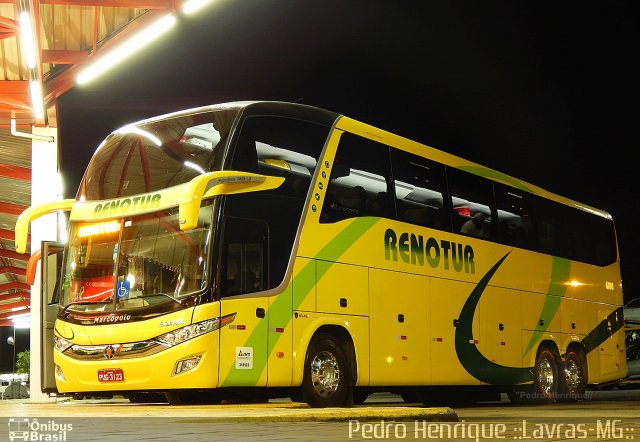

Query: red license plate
97 368 124 382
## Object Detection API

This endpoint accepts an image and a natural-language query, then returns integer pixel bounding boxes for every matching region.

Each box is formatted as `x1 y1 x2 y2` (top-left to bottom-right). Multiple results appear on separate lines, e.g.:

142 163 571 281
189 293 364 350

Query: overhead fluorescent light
76 14 177 85
19 11 37 69
182 0 215 15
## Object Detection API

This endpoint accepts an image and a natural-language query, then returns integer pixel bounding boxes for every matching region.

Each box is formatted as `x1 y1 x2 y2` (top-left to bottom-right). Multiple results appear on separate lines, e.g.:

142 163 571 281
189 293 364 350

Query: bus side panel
316 260 369 316
267 284 294 387
521 290 563 361
369 269 430 385
479 287 522 369
593 302 621 380
561 297 590 337
293 257 315 312
291 313 369 387
430 278 481 385
219 296 269 387
521 330 559 372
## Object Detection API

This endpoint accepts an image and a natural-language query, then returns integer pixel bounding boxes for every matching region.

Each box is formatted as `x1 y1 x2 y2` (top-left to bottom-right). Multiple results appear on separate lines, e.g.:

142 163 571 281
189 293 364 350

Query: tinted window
220 217 268 297
591 215 617 266
222 116 329 293
495 184 537 249
447 168 496 240
391 150 450 231
79 109 238 200
534 196 617 266
321 133 394 223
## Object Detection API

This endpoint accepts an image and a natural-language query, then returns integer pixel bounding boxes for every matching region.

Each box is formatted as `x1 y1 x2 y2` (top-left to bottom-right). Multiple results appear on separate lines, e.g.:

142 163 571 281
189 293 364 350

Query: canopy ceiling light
17 4 44 121
76 14 177 85
182 0 216 15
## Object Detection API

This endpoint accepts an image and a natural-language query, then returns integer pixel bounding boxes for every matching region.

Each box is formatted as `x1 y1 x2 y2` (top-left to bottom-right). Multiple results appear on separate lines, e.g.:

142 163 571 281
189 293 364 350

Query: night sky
57 2 638 303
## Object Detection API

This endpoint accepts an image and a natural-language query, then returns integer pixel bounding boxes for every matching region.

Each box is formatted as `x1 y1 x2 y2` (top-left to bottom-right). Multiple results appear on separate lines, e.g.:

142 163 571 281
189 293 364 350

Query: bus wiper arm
149 293 183 305
61 300 113 317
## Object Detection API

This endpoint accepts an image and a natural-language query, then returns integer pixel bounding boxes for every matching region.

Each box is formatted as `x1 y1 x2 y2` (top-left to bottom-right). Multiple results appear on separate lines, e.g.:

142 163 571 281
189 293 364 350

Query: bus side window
447 167 496 241
391 150 450 231
320 133 394 223
495 184 537 249
220 217 268 297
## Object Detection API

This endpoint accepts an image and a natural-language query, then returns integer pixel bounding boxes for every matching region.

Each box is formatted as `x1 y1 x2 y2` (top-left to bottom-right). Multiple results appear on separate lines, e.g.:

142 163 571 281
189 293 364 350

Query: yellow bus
17 101 625 407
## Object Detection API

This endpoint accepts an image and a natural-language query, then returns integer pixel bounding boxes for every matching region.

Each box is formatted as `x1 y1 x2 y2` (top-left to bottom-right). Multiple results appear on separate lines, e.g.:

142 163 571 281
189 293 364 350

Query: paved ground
1 389 639 441
0 394 455 442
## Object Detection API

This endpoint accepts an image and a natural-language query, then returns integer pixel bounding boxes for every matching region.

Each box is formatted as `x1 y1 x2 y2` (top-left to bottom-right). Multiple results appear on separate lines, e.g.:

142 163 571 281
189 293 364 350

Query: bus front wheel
301 333 353 408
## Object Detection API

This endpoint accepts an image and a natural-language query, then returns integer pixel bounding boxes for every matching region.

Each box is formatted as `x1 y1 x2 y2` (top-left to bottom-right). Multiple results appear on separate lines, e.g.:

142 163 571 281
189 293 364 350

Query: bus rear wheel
558 350 586 402
509 346 559 404
301 333 353 408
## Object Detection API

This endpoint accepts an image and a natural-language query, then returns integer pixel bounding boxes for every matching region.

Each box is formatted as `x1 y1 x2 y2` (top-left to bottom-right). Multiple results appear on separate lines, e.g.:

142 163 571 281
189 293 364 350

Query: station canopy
0 0 189 326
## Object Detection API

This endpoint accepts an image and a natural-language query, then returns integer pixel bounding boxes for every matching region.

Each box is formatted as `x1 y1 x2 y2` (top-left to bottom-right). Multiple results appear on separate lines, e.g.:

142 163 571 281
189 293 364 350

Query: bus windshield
78 108 239 201
60 202 215 313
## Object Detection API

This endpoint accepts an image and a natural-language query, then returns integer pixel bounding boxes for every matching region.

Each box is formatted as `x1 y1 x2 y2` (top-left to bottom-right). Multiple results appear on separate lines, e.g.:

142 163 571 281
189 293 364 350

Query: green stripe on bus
455 252 535 384
581 307 625 353
221 216 380 387
522 256 571 356
456 253 620 386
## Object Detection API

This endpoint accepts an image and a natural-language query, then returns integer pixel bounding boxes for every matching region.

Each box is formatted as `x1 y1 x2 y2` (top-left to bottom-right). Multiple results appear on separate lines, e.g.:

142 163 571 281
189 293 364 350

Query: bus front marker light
55 364 66 381
172 354 202 376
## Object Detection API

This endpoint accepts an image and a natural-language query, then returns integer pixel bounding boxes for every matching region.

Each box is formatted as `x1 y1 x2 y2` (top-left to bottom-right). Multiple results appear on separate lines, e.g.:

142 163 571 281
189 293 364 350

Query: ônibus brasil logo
8 418 72 441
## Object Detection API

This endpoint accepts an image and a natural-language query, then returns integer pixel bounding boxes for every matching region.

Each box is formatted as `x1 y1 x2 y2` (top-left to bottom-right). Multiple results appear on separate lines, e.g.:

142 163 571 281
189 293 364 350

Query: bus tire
353 389 369 405
301 333 352 408
509 346 559 404
533 346 559 403
558 350 586 402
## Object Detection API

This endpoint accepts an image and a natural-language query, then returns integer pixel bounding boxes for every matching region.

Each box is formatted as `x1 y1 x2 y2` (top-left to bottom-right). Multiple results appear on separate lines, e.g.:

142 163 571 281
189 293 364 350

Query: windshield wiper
142 293 183 306
61 300 113 317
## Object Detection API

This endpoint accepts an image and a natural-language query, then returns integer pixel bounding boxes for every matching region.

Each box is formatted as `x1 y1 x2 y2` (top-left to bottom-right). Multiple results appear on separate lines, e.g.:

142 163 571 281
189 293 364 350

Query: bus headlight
54 336 73 353
155 319 219 347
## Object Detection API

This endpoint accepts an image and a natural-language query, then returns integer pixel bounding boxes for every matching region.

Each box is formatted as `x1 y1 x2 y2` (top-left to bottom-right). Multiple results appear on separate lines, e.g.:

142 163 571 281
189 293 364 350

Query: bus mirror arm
179 171 285 231
15 199 75 254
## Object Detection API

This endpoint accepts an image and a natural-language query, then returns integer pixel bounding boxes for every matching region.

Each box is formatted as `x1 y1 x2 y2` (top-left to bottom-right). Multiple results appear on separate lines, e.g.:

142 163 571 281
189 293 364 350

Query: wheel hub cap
564 359 582 393
538 358 555 395
310 350 340 398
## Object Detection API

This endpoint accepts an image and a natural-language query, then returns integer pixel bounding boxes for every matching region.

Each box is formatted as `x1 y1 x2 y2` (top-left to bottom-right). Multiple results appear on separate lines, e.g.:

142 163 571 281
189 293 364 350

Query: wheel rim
310 350 340 398
538 357 555 396
564 359 582 393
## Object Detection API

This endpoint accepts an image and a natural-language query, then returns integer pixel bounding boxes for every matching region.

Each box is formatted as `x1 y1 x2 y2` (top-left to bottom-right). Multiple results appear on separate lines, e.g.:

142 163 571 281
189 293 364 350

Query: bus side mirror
179 171 285 230
15 199 75 254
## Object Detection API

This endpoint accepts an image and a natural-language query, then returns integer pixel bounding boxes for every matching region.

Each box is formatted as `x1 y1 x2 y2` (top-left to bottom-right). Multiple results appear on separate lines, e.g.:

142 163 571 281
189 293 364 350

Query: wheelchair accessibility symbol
116 280 130 299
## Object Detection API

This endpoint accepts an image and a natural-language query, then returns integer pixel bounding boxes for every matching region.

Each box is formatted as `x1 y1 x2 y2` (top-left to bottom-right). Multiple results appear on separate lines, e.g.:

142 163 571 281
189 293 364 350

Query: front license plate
97 368 124 382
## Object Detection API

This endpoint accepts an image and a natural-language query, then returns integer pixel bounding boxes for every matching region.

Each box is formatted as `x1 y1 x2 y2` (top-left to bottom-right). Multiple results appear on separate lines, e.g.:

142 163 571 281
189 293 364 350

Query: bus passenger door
218 218 270 388
38 241 64 393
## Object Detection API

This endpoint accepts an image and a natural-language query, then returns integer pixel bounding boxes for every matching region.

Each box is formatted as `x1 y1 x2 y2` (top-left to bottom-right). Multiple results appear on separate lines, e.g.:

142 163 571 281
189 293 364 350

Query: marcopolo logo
384 228 476 274
93 193 162 217
8 418 72 441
